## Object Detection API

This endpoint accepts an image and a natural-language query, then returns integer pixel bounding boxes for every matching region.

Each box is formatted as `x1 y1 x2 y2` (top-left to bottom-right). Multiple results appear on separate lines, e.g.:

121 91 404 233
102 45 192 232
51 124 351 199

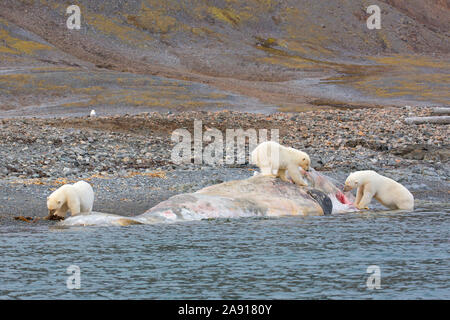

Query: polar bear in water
47 181 94 218
251 141 310 186
344 170 414 211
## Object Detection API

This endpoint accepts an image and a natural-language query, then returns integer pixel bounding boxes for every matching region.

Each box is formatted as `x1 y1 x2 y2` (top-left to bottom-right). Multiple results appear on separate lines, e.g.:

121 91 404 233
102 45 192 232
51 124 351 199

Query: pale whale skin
60 172 357 227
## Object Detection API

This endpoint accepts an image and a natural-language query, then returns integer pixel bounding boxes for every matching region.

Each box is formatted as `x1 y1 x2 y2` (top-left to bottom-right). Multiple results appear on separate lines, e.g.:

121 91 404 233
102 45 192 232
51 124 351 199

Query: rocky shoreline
0 106 448 221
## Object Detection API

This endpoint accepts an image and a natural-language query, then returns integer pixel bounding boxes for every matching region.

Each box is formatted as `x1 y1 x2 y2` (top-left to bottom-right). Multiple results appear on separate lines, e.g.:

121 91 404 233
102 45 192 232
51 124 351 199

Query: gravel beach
0 106 448 223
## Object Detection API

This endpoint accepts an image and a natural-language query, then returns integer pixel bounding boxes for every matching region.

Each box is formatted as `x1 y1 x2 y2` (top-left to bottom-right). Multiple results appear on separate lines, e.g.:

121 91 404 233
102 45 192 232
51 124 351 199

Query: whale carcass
60 170 357 227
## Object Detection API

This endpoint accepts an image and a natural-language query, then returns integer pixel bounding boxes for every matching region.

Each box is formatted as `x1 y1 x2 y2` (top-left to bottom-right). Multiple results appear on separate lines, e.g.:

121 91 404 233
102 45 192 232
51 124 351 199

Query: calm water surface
0 204 448 299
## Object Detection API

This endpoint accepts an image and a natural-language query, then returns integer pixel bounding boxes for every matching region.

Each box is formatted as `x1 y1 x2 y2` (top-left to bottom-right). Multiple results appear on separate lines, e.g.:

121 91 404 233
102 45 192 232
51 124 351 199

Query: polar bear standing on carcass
251 141 311 186
344 170 414 210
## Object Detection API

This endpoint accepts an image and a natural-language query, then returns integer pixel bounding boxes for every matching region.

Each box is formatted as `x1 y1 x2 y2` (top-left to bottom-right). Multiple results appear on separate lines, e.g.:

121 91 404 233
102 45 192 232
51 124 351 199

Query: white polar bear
343 170 414 211
251 141 311 186
47 181 95 218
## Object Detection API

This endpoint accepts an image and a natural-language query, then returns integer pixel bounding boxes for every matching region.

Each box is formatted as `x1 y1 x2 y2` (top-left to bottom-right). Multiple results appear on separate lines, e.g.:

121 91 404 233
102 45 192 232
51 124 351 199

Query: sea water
0 204 448 299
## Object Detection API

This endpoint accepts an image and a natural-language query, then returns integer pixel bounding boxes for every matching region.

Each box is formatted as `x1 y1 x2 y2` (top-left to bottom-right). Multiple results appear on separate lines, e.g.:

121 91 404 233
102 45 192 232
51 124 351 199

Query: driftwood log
405 116 450 125
431 108 450 115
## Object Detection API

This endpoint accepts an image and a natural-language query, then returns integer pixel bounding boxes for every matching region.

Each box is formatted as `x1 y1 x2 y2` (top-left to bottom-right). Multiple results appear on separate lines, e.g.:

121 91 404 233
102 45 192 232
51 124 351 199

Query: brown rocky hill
0 0 449 115
381 0 450 32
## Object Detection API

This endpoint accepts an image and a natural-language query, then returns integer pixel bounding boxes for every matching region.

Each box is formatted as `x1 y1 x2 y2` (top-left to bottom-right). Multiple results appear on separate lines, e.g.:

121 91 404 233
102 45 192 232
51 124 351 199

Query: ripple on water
0 205 448 299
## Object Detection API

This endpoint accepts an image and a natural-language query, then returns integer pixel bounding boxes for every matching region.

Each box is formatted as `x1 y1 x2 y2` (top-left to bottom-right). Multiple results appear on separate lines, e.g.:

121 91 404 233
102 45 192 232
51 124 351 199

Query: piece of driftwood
14 216 35 223
405 116 450 125
431 108 450 115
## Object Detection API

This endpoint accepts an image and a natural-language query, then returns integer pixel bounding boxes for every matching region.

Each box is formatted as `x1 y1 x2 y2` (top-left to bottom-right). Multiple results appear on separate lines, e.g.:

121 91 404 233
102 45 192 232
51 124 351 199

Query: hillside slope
0 0 449 115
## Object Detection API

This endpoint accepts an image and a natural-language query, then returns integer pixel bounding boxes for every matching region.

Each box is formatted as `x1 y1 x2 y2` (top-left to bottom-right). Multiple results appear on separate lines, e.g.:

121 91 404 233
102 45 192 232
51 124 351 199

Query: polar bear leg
277 169 290 182
355 186 364 206
67 195 81 216
396 200 414 211
287 163 307 186
72 181 94 213
357 184 374 209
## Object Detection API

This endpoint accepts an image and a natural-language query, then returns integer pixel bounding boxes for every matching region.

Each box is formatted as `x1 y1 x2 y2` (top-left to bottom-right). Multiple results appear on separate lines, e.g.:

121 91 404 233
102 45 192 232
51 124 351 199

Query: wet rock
392 144 450 161
62 167 72 176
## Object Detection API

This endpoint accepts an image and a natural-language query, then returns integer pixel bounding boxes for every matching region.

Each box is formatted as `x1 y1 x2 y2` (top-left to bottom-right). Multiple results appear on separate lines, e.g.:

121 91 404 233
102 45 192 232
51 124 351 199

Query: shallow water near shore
0 203 448 299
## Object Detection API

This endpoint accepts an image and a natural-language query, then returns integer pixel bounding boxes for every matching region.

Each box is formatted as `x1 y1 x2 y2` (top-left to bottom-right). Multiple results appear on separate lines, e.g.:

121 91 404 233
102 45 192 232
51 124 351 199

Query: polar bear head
47 190 66 216
343 170 377 191
297 151 310 172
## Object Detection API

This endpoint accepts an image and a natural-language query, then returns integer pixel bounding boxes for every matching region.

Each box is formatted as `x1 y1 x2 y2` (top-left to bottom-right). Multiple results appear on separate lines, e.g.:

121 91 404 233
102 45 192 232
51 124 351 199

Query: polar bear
251 141 310 186
343 170 414 210
47 181 95 218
